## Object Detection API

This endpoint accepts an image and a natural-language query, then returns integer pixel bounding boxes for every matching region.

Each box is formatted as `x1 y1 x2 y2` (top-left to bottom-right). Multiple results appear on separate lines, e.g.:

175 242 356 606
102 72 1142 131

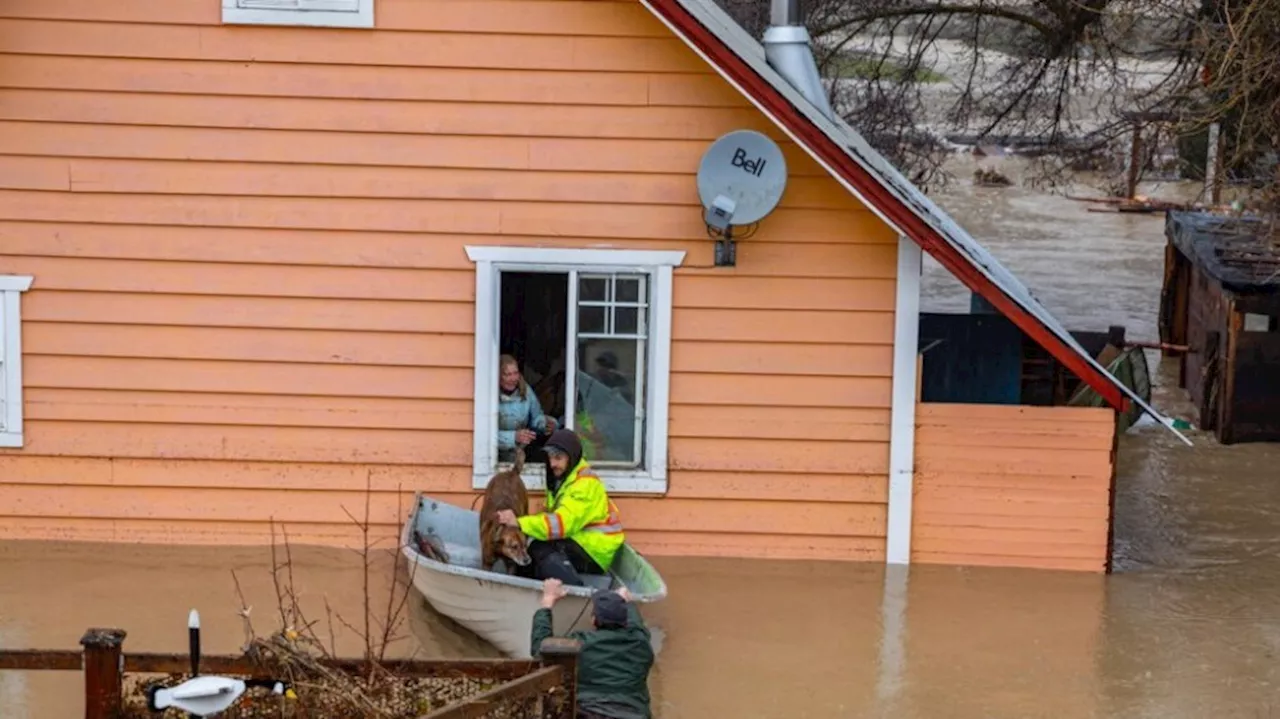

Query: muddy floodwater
6 157 1280 718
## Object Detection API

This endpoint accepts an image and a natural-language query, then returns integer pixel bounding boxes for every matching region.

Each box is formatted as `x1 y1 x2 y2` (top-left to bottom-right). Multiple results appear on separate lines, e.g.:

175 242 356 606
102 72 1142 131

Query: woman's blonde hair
498 354 528 398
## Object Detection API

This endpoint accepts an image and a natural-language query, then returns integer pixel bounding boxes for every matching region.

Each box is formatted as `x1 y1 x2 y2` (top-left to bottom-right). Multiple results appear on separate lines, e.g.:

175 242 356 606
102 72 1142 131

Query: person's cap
543 429 579 458
591 591 628 627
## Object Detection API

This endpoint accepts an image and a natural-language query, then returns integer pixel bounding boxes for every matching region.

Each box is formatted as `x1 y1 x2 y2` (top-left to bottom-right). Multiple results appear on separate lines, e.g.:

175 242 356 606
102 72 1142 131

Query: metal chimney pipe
763 0 837 121
770 0 802 26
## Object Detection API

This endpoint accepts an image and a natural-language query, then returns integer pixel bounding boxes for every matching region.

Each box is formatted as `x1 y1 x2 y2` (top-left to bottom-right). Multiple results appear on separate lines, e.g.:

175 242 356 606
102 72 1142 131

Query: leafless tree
717 0 1279 206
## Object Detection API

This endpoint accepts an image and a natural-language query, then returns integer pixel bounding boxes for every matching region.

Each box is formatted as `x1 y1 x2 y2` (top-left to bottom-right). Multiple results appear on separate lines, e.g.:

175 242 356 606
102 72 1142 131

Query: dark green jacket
531 605 655 719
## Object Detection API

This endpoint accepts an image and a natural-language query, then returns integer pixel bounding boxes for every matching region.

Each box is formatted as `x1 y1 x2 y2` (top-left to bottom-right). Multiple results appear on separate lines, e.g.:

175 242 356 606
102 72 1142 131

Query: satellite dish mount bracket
705 194 738 267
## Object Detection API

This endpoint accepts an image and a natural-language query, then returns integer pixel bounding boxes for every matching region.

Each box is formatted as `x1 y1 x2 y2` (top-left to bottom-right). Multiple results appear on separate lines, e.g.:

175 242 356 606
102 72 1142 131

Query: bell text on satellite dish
697 130 789 228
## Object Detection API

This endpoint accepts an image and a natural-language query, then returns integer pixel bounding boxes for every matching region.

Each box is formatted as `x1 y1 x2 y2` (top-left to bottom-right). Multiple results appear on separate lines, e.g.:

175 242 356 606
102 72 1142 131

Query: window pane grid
574 272 648 468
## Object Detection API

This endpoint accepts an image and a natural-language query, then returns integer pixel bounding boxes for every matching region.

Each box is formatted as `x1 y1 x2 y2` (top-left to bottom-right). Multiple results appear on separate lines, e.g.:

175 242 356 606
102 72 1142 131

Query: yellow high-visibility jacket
518 459 625 571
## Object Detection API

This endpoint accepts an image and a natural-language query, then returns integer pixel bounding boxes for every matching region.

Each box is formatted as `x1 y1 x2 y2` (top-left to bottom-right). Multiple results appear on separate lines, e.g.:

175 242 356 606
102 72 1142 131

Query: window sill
470 466 667 495
0 432 24 448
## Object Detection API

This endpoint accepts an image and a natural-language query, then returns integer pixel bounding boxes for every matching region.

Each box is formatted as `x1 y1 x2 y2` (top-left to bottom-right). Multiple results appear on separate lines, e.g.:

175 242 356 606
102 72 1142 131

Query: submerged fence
0 628 580 718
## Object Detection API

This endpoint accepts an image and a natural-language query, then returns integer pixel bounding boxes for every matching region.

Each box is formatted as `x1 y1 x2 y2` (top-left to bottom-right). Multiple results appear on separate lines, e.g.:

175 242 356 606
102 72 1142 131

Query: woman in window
498 354 557 464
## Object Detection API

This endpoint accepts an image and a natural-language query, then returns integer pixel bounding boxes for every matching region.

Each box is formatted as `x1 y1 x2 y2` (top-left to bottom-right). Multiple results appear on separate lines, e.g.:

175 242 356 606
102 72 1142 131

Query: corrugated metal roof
651 0 1189 444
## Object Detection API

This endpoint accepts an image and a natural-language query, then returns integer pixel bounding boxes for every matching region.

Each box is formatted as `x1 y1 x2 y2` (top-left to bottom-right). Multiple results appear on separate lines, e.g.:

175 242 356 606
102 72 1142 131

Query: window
466 247 684 494
221 0 374 28
0 276 33 448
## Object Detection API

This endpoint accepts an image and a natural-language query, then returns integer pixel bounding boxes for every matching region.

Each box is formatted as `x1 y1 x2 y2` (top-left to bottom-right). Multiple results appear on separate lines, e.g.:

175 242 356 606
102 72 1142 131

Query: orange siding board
0 55 669 106
26 322 474 367
0 89 783 141
674 276 897 312
915 424 1115 450
915 402 1115 424
912 402 1116 573
683 242 899 279
0 456 468 492
0 157 861 211
911 552 1103 572
630 531 885 561
0 0 672 37
0 483 469 525
669 437 889 475
526 137 833 176
0 190 866 243
674 308 896 344
666 472 888 504
914 447 1113 477
25 389 475 431
0 222 713 272
24 292 477 334
912 536 1108 560
0 20 704 73
615 497 886 536
914 471 1112 491
0 123 832 177
670 405 891 442
0 516 387 546
2 255 475 301
3 421 473 465
914 515 1111 534
25 356 475 400
913 495 1111 520
671 373 892 409
672 341 893 377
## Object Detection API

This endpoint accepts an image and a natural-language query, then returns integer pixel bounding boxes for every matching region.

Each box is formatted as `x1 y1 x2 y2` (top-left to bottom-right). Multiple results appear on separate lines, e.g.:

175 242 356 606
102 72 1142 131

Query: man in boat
494 428 624 586
533 577 654 719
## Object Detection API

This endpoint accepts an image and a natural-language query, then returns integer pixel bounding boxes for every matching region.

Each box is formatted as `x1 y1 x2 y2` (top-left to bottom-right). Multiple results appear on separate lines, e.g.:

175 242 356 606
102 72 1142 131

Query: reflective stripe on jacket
517 459 625 571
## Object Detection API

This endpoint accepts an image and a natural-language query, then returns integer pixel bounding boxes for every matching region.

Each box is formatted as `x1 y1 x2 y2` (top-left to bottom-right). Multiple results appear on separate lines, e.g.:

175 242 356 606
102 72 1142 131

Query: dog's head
492 524 531 567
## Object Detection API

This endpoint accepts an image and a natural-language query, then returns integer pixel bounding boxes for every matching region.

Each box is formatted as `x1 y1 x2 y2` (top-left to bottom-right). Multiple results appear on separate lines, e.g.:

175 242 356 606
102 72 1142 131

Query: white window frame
466 246 684 495
0 275 34 448
221 0 375 29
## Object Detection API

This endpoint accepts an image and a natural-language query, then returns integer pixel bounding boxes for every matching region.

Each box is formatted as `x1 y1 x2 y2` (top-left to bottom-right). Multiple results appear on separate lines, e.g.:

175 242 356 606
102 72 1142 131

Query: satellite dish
696 130 788 229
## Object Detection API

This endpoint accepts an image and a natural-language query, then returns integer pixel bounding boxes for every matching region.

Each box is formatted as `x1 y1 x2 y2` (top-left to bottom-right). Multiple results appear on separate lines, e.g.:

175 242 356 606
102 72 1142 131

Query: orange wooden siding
911 403 1117 572
0 0 895 560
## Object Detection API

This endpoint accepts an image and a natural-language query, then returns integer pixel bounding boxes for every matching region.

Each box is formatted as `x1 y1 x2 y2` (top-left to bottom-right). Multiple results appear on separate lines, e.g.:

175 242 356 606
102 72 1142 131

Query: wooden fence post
537 637 582 718
80 628 126 719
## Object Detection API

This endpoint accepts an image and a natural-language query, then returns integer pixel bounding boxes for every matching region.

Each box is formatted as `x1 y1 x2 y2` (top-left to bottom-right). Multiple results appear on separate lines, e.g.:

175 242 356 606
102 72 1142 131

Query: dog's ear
492 525 507 542
514 446 525 473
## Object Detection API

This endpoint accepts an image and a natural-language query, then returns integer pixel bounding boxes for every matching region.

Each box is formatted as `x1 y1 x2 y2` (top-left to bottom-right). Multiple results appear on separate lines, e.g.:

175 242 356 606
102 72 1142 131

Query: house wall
911 403 1117 572
0 0 898 559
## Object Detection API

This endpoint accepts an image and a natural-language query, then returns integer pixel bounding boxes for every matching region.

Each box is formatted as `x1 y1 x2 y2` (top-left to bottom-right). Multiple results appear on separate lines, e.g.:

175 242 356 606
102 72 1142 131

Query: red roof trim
645 0 1127 411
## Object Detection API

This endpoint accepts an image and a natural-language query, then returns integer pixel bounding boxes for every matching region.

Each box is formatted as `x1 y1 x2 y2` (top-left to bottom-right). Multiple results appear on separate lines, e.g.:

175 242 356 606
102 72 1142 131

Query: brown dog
479 448 532 573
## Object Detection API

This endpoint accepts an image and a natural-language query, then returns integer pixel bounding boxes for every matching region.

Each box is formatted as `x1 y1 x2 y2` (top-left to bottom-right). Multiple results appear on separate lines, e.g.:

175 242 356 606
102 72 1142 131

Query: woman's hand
495 509 519 527
543 417 558 432
515 429 536 445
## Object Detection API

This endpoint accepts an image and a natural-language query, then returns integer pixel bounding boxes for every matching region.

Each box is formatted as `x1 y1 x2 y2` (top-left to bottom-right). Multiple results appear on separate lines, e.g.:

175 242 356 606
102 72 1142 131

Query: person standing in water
532 578 654 719
495 429 625 586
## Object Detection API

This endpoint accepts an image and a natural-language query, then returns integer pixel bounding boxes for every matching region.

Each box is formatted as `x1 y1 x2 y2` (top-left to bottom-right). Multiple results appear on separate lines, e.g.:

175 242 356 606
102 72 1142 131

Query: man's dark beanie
592 591 628 628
